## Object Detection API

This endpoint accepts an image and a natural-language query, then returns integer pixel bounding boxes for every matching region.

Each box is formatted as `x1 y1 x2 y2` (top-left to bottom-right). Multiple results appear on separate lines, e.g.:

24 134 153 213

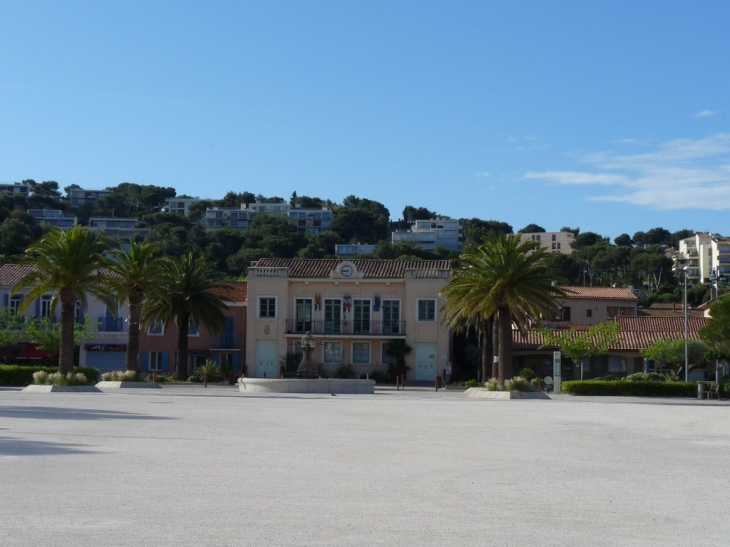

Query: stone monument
296 331 319 379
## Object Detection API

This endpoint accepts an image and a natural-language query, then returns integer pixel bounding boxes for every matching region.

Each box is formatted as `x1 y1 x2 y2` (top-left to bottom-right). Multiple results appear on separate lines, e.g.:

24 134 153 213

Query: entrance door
415 343 437 381
255 340 278 378
324 299 341 333
353 299 371 334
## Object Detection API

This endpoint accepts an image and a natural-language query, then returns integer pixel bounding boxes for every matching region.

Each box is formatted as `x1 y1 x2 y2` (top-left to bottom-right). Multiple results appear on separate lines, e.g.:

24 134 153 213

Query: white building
391 218 463 253
247 201 334 235
202 207 253 231
88 218 149 239
335 244 376 257
672 233 730 283
165 197 200 216
28 209 78 230
518 231 574 255
0 183 30 196
68 188 112 208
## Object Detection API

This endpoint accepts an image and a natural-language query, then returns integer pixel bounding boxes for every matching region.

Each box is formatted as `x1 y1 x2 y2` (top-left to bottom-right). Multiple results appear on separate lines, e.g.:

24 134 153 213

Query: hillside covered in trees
0 179 713 307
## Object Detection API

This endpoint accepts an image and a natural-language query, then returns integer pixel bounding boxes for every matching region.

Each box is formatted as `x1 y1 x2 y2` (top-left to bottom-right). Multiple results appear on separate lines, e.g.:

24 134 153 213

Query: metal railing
286 319 406 336
97 317 125 332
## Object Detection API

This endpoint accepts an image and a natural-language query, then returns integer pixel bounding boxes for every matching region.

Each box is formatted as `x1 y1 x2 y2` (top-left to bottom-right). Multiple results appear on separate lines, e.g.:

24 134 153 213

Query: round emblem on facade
341 265 353 277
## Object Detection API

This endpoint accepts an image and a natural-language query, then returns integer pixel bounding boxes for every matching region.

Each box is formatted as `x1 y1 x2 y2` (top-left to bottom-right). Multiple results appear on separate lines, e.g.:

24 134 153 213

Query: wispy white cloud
473 171 490 178
524 133 730 210
693 110 720 118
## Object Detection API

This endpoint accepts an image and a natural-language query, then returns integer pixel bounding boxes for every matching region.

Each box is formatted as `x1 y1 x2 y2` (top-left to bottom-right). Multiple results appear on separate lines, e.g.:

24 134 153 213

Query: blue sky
1 1 729 240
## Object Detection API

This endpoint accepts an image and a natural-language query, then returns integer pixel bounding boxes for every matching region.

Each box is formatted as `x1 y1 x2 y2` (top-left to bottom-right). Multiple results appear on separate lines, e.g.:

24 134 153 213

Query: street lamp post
684 266 689 382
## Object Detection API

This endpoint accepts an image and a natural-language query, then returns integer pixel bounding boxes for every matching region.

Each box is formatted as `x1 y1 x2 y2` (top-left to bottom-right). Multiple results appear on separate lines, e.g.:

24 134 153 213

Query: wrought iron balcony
285 319 406 336
97 317 125 332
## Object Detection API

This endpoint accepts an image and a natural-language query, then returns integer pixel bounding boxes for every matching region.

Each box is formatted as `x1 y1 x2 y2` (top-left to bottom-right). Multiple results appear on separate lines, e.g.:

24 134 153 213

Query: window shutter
232 353 240 373
162 351 169 372
35 299 41 317
212 353 220 366
3 294 8 307
142 351 149 370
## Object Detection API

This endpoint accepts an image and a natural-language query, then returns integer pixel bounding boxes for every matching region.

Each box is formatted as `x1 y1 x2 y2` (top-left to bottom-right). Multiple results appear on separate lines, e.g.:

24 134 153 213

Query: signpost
553 351 562 394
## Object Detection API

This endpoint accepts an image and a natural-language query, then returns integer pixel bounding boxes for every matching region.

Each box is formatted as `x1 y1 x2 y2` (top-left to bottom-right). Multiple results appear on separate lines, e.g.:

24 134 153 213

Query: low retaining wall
238 378 375 394
464 388 551 400
22 385 102 393
95 381 162 389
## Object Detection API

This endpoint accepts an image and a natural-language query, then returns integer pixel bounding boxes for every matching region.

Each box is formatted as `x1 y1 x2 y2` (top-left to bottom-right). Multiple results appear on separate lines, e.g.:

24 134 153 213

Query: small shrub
530 377 541 389
464 379 482 388
1 365 99 386
33 370 49 384
368 368 389 384
332 364 356 379
122 370 138 382
624 372 665 383
136 371 147 382
196 360 223 383
518 368 535 381
485 378 500 391
504 376 533 392
188 374 202 383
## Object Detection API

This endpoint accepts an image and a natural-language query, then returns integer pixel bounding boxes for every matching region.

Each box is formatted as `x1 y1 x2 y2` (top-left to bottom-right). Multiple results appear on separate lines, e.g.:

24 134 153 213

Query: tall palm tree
107 242 161 371
12 227 113 374
143 254 229 380
442 234 564 386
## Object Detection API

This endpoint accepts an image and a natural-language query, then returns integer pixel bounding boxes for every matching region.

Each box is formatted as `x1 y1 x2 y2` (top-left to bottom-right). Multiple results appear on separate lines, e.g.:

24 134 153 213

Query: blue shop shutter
142 351 149 370
232 353 240 373
227 316 234 333
211 353 220 366
162 351 169 372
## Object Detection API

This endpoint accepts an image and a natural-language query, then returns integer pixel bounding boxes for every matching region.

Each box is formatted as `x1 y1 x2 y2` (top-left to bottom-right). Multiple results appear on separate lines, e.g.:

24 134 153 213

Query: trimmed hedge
0 365 100 386
562 380 697 397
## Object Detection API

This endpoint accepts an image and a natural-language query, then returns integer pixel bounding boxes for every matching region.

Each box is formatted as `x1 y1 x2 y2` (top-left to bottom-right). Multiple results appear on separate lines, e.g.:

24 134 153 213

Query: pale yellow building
245 259 452 381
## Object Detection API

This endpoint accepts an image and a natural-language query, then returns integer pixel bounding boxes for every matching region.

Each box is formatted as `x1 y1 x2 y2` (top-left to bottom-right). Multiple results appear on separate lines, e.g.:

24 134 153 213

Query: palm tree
143 254 229 381
12 227 113 374
442 233 564 386
107 242 161 371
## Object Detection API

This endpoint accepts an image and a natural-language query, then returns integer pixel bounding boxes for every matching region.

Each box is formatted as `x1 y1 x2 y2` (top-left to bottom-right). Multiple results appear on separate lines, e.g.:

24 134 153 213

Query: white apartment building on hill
518 231 574 254
672 233 730 284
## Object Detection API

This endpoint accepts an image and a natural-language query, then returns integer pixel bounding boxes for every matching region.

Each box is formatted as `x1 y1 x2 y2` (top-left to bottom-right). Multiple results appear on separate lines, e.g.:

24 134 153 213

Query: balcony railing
210 333 242 349
97 317 125 332
286 319 406 336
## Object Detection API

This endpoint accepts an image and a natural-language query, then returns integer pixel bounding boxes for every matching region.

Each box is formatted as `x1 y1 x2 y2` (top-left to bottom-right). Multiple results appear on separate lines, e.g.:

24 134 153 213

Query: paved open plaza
1 386 729 546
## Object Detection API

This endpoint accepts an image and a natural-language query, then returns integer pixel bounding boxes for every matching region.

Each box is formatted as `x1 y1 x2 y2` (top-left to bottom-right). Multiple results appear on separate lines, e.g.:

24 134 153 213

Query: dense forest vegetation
0 179 717 307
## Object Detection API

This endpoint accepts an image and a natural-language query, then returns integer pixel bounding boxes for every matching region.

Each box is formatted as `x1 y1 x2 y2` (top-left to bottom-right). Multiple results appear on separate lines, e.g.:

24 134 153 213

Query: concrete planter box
22 385 102 393
238 378 375 395
95 381 161 389
464 388 551 400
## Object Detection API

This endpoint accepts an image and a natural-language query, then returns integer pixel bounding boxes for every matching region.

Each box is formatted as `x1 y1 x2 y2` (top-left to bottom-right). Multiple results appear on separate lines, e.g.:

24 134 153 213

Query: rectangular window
353 299 371 333
352 342 371 364
324 299 342 333
259 297 276 318
382 299 401 334
561 307 571 321
150 351 164 371
608 356 626 373
294 298 312 333
40 295 53 318
323 342 342 364
148 321 165 335
188 317 199 336
382 343 396 366
417 299 436 321
9 296 21 316
586 309 592 317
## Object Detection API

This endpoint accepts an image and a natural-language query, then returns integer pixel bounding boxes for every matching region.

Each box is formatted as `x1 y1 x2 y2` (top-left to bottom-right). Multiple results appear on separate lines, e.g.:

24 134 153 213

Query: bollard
435 375 442 391
152 372 156 383
204 373 208 388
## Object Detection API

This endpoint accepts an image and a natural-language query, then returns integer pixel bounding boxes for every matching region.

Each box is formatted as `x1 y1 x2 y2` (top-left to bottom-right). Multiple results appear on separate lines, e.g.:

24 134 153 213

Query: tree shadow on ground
0 406 174 421
0 436 100 456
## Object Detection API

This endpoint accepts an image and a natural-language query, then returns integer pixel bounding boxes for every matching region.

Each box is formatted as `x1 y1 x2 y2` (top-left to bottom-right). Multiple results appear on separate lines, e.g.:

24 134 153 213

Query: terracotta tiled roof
615 316 708 332
637 303 704 318
209 281 247 303
558 285 637 300
0 264 35 287
250 258 452 278
514 316 708 352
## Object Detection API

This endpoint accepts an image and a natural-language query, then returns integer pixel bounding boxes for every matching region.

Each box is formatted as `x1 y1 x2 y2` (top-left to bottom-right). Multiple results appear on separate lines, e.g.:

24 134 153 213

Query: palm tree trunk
492 312 500 379
59 289 76 375
497 306 513 387
176 313 190 381
125 290 143 371
481 317 493 382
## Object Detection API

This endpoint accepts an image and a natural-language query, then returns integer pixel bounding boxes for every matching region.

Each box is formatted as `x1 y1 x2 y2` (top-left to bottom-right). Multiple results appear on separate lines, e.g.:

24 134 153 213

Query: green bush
517 368 535 381
332 364 356 379
464 379 482 388
624 372 665 382
562 380 696 397
368 368 390 384
485 378 499 391
101 370 147 382
504 376 533 392
196 360 223 383
0 365 99 386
